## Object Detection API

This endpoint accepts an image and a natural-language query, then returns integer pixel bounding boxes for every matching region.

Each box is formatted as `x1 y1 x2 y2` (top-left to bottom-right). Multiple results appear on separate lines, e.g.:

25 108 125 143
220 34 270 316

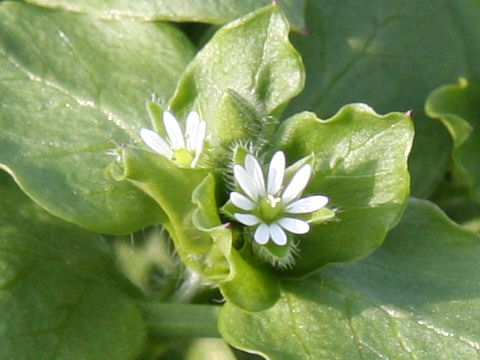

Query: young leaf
169 4 304 158
0 2 195 234
23 0 307 30
426 79 480 199
119 147 232 282
287 0 480 198
220 199 480 360
273 104 413 275
0 173 146 360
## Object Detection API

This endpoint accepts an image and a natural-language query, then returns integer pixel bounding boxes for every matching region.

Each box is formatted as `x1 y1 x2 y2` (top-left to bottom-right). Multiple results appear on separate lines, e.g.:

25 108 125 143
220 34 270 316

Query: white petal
278 217 310 234
195 120 206 155
286 195 329 214
185 111 200 151
234 213 261 226
230 192 256 210
191 121 206 167
254 223 270 245
267 151 286 194
269 223 287 246
282 164 312 204
163 111 185 149
139 128 173 158
245 154 266 197
234 165 260 201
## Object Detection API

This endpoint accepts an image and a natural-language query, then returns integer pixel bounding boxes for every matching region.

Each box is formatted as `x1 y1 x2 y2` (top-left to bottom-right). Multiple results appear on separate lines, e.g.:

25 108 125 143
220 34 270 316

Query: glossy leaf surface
220 199 480 360
0 2 195 233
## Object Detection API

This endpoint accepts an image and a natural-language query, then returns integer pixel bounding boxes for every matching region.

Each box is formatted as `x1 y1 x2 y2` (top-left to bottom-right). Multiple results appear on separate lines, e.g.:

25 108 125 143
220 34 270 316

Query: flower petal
269 223 287 246
163 111 185 149
278 217 310 234
195 120 207 156
139 128 173 158
282 164 312 204
234 165 260 201
254 223 270 245
185 111 200 151
286 195 329 214
230 192 257 210
245 154 266 197
234 213 261 226
267 151 286 195
191 120 206 167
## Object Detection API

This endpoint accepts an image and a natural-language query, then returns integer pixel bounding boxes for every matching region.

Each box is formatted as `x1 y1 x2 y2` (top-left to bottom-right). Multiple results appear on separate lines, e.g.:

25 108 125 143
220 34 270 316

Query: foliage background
0 0 480 359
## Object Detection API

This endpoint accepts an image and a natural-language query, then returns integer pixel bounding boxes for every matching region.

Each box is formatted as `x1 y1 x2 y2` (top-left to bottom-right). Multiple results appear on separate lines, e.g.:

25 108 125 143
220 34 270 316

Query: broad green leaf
0 2 195 234
169 5 304 160
23 0 306 31
426 79 480 199
220 198 480 360
119 147 231 281
286 0 480 197
0 173 146 360
273 104 413 275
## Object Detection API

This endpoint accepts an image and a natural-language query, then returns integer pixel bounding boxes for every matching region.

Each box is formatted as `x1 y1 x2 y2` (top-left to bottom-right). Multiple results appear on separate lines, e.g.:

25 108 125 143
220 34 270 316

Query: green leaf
0 173 146 360
426 78 480 199
119 147 231 281
273 104 413 275
23 0 306 31
220 246 280 312
0 2 195 234
119 147 279 310
169 5 304 159
287 0 480 197
220 198 480 360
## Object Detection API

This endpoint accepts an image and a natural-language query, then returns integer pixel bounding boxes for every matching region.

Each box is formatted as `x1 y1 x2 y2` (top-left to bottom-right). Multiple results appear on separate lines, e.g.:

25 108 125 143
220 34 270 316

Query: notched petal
163 111 185 149
286 195 329 214
254 223 270 245
234 213 261 226
231 192 257 210
139 128 173 158
278 217 310 234
282 164 312 204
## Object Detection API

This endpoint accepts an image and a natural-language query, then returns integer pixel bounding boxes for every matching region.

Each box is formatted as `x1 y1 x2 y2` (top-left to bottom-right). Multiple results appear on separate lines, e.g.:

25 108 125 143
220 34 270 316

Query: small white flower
140 110 206 167
231 151 329 246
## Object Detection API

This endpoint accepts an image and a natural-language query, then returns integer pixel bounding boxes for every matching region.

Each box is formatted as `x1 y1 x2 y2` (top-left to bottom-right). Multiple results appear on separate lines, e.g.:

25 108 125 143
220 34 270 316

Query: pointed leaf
169 5 304 158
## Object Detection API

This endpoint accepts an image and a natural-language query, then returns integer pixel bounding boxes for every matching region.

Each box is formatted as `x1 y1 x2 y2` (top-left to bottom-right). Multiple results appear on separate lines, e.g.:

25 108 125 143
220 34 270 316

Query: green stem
138 301 221 338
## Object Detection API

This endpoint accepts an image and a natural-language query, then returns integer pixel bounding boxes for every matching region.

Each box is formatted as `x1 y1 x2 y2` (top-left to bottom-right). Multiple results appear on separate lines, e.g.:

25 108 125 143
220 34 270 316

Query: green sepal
146 101 167 135
305 207 336 225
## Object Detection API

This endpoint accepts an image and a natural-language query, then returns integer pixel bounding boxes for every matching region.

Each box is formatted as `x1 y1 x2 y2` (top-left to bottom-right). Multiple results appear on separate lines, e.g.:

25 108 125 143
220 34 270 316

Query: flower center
172 148 194 167
257 195 284 224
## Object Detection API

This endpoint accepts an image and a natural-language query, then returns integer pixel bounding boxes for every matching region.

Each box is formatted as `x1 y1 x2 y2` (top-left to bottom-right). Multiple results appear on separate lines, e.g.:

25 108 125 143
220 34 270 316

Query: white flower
230 151 329 246
140 110 206 167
